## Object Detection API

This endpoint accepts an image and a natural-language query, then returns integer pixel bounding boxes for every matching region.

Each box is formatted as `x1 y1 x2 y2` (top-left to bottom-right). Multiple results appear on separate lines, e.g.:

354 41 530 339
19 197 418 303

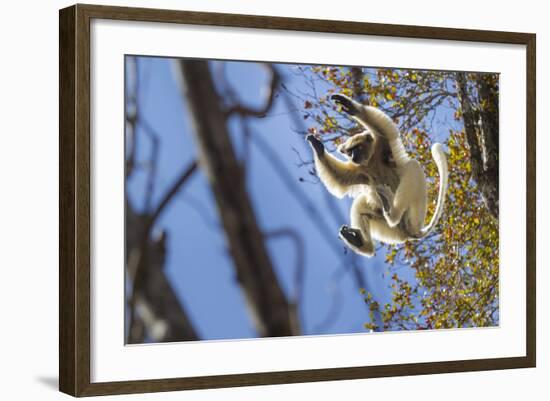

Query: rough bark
177 59 299 337
456 72 499 219
350 66 365 100
126 199 199 343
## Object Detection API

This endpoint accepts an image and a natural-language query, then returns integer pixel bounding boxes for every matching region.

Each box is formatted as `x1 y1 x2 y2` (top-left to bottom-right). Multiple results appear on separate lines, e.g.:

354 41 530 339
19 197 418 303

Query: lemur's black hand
331 94 360 116
306 134 325 157
339 225 364 247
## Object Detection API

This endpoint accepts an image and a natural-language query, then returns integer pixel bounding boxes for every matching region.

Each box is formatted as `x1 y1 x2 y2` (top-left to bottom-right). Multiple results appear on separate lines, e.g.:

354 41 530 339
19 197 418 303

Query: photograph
124 56 500 344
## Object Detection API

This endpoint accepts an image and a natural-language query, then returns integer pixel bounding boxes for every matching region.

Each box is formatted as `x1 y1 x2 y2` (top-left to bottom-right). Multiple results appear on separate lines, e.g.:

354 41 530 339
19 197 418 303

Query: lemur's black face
339 132 375 165
349 145 364 164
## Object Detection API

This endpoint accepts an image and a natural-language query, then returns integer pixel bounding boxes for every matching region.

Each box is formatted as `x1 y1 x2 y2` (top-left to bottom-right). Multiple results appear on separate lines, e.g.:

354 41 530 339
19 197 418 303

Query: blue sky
125 57 456 341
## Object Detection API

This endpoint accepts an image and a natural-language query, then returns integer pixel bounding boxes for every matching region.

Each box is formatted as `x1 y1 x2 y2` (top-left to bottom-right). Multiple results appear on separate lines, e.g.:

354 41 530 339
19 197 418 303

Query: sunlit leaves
296 66 499 332
365 128 499 331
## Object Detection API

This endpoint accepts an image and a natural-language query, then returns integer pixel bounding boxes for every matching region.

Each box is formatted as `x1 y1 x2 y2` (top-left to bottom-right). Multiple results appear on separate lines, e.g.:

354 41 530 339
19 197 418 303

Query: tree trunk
456 72 499 219
126 200 199 343
177 59 299 337
350 66 365 100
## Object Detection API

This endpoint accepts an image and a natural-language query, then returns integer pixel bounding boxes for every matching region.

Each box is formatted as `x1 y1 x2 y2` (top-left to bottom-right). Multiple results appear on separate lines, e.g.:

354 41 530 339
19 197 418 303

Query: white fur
308 95 449 257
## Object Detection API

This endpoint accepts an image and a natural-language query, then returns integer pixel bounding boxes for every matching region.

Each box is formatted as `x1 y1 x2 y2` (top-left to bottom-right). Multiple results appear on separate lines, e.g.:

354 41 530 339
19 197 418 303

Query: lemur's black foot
331 94 360 116
306 134 325 157
339 225 363 248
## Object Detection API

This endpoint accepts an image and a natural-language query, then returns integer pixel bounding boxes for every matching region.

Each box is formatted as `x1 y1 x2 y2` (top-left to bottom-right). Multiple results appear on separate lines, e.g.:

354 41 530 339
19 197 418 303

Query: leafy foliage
293 66 499 331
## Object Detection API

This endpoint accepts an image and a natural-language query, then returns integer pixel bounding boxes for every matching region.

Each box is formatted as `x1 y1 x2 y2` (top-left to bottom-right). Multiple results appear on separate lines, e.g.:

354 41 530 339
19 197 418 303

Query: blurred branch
145 161 198 235
177 59 299 337
179 193 221 230
125 57 139 178
126 160 199 344
265 228 305 303
125 62 200 343
126 208 199 343
139 117 161 212
224 64 280 118
265 227 306 333
312 263 346 333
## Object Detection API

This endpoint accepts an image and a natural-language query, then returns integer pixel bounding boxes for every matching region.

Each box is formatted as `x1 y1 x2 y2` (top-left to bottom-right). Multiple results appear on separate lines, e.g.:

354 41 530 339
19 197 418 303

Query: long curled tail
420 143 448 236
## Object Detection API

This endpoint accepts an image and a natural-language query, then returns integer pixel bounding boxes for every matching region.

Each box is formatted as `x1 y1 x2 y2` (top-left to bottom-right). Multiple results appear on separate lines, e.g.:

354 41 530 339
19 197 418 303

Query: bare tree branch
125 57 139 178
224 64 280 118
139 117 161 212
145 161 198 235
124 71 200 343
264 229 306 304
265 227 306 333
177 59 299 337
126 197 199 343
312 263 346 333
127 159 199 342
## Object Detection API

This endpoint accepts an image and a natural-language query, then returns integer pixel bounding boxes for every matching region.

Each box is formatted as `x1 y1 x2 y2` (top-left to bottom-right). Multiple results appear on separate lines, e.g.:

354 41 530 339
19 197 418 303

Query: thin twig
144 160 198 235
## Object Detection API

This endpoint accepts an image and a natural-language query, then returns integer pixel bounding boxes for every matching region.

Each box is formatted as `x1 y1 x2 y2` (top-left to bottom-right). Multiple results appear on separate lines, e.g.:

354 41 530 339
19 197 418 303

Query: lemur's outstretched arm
331 94 409 166
306 135 368 199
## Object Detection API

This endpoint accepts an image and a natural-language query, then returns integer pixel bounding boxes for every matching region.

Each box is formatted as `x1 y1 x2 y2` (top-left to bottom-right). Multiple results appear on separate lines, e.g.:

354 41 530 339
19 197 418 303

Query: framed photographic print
59 3 536 397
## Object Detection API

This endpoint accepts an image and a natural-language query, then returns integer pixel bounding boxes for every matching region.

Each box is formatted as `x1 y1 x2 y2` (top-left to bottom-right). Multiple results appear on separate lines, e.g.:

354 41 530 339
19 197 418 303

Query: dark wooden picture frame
59 3 536 397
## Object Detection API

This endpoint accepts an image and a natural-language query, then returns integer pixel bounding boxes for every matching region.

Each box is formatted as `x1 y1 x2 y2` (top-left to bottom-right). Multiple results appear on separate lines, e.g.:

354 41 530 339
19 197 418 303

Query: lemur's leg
375 184 394 212
379 161 427 232
377 185 407 228
306 134 369 198
377 162 424 228
339 195 375 257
